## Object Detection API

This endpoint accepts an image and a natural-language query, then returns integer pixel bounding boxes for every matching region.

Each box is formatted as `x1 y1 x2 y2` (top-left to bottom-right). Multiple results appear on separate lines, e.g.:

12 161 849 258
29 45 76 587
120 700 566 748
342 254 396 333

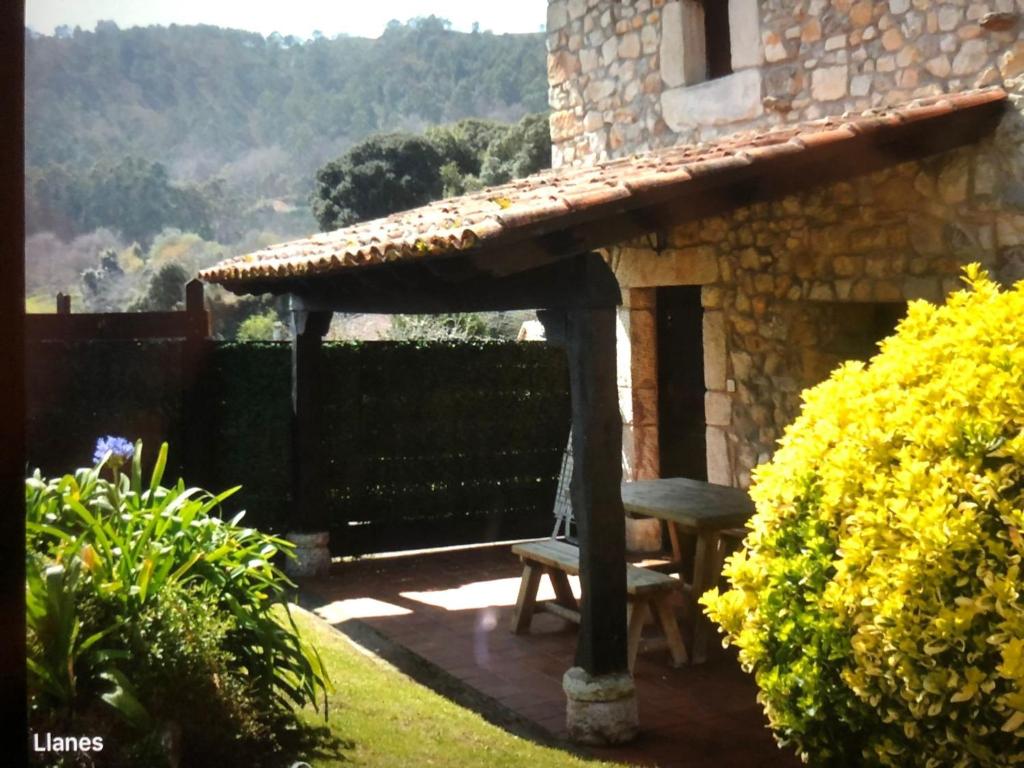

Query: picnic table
620 477 755 664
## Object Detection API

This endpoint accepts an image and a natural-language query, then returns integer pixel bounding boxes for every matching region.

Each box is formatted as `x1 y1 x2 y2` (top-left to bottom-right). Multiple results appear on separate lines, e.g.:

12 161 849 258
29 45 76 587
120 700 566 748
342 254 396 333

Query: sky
25 0 549 39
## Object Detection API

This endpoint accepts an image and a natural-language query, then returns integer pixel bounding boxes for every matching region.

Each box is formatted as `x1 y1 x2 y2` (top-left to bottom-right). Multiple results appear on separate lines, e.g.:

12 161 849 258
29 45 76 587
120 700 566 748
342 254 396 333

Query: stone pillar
702 306 733 486
620 288 663 552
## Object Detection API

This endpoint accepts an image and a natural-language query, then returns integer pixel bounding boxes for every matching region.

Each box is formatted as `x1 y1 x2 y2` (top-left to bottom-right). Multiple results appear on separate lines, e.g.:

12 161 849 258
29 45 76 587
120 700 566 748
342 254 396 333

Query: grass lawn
290 607 628 768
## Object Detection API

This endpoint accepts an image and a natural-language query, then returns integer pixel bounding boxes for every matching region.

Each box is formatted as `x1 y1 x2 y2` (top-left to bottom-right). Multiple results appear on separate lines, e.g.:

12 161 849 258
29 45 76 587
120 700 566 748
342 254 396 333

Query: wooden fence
25 290 570 554
25 279 213 486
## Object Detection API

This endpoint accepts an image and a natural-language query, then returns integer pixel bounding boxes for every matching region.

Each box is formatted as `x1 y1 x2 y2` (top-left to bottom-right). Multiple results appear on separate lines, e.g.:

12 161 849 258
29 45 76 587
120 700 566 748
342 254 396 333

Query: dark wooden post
290 300 333 532
182 279 211 485
0 6 27 760
56 292 71 314
541 255 634 745
539 253 628 679
566 305 628 676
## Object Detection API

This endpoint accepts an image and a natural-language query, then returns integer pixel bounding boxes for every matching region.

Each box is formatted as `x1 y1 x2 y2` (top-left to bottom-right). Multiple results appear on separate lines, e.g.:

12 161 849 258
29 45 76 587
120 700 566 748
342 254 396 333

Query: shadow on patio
301 542 799 768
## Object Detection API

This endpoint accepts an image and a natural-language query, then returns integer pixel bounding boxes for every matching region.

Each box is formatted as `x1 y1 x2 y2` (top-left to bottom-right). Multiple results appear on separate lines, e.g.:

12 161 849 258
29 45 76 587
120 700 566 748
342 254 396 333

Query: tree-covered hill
24 17 550 335
26 18 547 185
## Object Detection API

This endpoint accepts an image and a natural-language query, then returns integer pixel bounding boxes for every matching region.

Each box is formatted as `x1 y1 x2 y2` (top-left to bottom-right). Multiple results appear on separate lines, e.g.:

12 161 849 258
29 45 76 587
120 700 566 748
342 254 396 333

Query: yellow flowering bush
702 267 1024 767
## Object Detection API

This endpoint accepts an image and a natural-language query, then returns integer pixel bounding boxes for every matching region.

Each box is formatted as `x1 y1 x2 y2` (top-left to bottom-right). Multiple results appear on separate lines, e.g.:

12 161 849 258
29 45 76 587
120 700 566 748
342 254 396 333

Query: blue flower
93 436 135 470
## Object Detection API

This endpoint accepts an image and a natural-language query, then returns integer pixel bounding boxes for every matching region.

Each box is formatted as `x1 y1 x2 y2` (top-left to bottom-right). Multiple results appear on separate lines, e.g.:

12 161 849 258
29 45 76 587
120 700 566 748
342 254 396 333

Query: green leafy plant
702 267 1024 767
26 440 329 765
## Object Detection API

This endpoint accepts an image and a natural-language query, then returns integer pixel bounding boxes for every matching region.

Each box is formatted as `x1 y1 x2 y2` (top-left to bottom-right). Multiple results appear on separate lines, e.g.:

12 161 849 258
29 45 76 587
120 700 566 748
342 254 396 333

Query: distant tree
131 262 189 311
26 21 547 174
311 134 443 230
236 311 279 341
205 290 282 340
26 158 214 246
388 313 498 341
80 249 129 312
408 16 453 33
479 113 552 186
426 118 508 176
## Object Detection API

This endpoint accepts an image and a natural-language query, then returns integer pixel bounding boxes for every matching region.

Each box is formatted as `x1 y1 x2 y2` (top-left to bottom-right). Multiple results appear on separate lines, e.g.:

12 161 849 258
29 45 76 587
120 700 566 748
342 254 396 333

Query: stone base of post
562 667 639 745
284 531 331 578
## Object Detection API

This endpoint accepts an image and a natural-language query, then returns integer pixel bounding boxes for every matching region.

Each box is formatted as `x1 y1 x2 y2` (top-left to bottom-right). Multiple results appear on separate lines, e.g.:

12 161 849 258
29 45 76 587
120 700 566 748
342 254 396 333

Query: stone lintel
614 246 719 287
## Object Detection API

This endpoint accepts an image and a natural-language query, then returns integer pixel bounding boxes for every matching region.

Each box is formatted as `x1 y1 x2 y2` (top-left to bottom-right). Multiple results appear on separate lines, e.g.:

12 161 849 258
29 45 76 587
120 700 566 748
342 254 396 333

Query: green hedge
26 339 570 554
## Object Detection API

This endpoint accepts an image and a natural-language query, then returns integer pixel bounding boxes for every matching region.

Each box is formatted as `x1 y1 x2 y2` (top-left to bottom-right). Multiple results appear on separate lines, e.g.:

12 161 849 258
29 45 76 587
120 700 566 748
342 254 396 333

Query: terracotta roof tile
201 87 1007 286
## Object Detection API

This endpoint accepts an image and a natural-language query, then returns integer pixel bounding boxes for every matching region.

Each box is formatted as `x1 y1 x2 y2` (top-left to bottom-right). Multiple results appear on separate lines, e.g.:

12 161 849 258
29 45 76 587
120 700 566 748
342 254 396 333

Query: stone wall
547 0 1024 166
607 83 1024 486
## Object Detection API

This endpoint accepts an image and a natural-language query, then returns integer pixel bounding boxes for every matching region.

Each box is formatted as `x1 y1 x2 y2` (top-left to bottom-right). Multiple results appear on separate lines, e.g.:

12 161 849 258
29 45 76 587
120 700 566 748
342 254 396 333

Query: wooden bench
510 539 688 671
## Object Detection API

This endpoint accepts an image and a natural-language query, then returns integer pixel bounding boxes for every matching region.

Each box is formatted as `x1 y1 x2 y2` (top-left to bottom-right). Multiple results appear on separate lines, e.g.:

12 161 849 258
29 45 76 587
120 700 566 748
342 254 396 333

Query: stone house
202 3 1024 741
545 0 1024 489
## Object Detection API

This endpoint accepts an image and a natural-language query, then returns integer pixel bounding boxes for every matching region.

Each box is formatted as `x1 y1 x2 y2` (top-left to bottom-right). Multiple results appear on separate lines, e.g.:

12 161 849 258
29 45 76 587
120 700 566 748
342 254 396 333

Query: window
702 1 733 80
661 0 759 89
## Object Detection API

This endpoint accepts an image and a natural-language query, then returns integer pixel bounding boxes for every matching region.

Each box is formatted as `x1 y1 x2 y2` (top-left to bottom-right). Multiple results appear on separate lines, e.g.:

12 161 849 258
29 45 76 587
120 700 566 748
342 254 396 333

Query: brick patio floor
302 542 800 768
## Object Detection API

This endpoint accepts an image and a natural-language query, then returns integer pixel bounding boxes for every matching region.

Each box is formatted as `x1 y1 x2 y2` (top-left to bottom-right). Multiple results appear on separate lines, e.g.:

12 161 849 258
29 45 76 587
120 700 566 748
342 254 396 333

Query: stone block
925 54 952 78
613 246 719 287
548 1 569 32
633 425 660 479
703 311 728 390
285 531 331 578
702 285 724 308
802 19 822 43
585 78 615 102
1000 42 1024 79
550 110 583 142
909 216 945 255
548 51 580 86
808 282 835 301
952 39 989 76
874 280 903 301
641 24 659 55
619 32 641 59
851 1 874 26
706 426 732 485
763 30 791 63
903 276 942 302
633 386 659 427
660 0 707 87
580 47 601 72
627 287 656 310
729 0 763 70
811 65 849 101
997 215 1024 247
997 246 1024 286
730 350 753 378
938 5 963 32
881 28 904 51
630 309 658 389
601 35 618 66
705 391 733 426
937 157 969 205
662 69 764 130
583 110 604 131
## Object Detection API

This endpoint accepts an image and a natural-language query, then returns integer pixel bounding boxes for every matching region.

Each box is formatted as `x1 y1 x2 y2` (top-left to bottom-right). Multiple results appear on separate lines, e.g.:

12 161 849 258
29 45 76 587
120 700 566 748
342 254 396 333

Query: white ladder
551 431 576 542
